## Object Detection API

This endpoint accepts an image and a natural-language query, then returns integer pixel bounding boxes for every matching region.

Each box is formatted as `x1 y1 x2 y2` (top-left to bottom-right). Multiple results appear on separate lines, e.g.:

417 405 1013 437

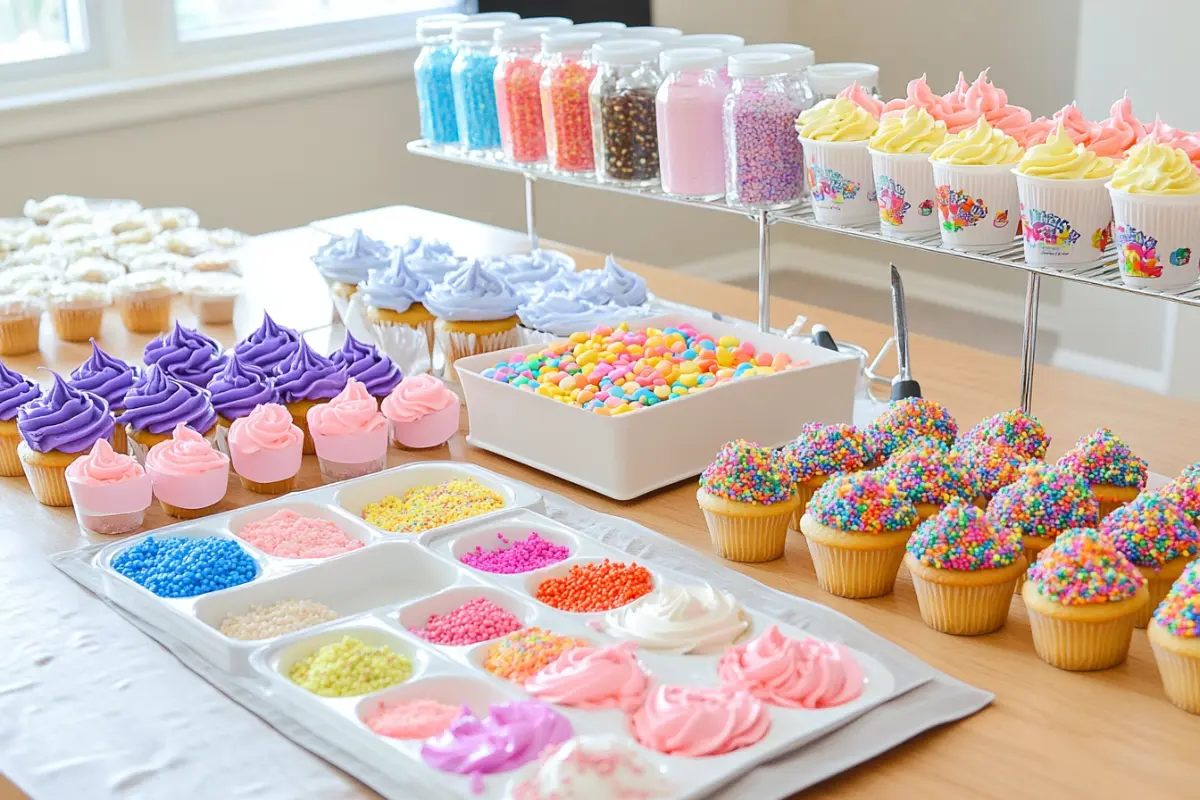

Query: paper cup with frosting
310 228 392 326
358 250 436 376
868 107 948 238
207 354 279 456
228 402 305 494
306 379 388 482
65 439 153 535
69 340 139 457
381 374 460 449
930 118 1024 249
422 260 522 383
1107 140 1200 292
17 372 115 506
145 423 230 519
796 97 880 226
516 292 626 347
116 365 218 465
272 339 348 455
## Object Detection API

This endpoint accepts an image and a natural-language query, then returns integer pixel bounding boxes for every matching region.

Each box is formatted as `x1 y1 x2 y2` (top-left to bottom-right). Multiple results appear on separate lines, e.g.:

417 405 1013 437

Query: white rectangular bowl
454 313 859 500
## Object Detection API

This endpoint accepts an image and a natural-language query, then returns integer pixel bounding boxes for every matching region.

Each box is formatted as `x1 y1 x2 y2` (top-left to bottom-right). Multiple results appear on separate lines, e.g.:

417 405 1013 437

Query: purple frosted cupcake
17 371 115 506
0 362 40 477
117 365 218 463
233 312 300 373
272 338 348 454
208 354 279 454
330 332 402 400
143 321 228 388
69 339 140 455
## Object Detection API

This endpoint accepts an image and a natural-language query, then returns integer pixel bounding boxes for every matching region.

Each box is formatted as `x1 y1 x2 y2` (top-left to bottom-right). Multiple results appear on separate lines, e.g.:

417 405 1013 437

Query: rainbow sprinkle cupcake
1154 476 1200 527
697 439 800 563
1100 494 1200 628
1149 561 1200 714
779 422 871 526
958 408 1050 460
799 470 918 598
1056 427 1148 518
1022 528 1148 671
865 397 958 463
904 501 1026 635
953 442 1038 506
879 438 974 520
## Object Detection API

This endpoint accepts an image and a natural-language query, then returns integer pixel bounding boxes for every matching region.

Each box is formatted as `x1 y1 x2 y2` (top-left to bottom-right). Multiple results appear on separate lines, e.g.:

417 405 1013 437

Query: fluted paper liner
805 537 908 598
0 315 40 356
437 325 520 383
116 294 172 334
702 508 792 563
0 432 22 478
1149 624 1200 714
371 318 435 377
906 557 1025 636
50 307 104 343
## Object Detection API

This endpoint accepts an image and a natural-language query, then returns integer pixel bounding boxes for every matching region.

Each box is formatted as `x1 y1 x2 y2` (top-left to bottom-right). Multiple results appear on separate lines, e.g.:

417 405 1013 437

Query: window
0 0 87 66
175 0 457 42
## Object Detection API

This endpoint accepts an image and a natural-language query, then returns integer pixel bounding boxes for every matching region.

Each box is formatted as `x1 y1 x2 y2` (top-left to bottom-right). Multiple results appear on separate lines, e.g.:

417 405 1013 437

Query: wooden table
3 206 1198 800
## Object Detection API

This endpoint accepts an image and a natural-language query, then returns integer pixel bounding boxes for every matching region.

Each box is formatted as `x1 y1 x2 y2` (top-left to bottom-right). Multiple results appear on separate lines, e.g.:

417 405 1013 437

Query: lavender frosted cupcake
18 372 115 506
577 255 650 309
406 239 462 284
69 339 140 455
117 365 218 463
208 354 279 455
516 293 624 345
329 332 402 400
233 312 301 374
485 249 576 298
357 251 434 373
272 338 348 454
422 259 522 381
311 228 392 323
0 362 40 477
143 321 227 388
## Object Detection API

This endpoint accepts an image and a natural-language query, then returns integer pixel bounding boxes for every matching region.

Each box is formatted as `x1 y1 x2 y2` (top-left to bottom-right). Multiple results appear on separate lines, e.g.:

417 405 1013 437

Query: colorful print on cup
809 164 862 207
936 186 988 233
876 176 911 228
1092 222 1113 252
1116 225 1160 279
1170 247 1192 267
918 199 934 217
1021 206 1080 256
992 210 1010 229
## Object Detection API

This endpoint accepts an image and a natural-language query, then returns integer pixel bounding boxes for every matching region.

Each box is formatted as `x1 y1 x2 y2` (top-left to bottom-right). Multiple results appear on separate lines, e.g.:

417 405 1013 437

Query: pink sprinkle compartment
393 586 540 649
449 524 579 575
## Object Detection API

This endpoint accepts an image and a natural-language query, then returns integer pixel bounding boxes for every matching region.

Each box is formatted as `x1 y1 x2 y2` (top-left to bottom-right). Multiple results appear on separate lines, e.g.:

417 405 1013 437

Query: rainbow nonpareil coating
907 500 1023 571
780 423 871 481
700 439 796 505
866 397 957 461
880 443 973 506
953 442 1037 499
807 470 918 533
1153 560 1200 637
1026 527 1144 605
959 408 1050 459
986 463 1099 539
1099 494 1200 570
1056 427 1147 489
1155 478 1200 524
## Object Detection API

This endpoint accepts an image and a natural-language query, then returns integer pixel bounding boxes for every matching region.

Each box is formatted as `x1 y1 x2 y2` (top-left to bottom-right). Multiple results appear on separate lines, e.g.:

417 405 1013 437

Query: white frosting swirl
599 585 748 654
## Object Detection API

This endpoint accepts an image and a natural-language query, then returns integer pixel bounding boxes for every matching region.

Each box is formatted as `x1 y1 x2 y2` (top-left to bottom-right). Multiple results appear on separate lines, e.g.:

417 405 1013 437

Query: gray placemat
53 486 991 799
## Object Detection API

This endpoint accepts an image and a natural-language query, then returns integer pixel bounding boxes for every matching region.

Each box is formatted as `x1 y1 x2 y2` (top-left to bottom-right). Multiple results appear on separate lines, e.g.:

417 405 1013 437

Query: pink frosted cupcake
228 403 304 494
145 423 231 519
306 378 388 482
381 374 460 449
65 438 153 534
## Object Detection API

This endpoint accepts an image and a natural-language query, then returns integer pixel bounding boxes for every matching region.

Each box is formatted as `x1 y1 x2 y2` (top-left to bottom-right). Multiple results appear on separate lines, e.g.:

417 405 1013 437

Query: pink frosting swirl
963 70 1032 145
524 642 650 713
938 72 983 133
1023 116 1056 147
1048 103 1093 145
145 423 228 476
882 74 950 121
1142 115 1200 165
716 625 865 709
942 71 970 109
65 438 144 485
228 402 304 453
1086 95 1144 158
837 80 883 119
306 378 386 438
630 685 769 757
381 374 456 424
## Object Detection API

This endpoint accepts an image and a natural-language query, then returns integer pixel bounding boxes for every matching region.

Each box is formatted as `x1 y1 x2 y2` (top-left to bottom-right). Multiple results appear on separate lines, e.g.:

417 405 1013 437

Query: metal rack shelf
407 139 1200 410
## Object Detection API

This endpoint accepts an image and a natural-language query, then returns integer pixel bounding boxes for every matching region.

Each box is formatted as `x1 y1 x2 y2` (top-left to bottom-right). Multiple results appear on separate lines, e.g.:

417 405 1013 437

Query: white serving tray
454 313 859 500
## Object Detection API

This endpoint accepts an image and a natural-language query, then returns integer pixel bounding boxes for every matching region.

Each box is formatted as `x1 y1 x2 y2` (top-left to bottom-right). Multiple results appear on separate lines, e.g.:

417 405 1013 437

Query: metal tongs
889 263 922 401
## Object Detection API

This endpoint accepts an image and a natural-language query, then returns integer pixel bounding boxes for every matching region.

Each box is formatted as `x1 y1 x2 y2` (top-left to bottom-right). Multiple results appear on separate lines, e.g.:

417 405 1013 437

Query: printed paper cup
869 150 938 238
800 138 877 226
1107 187 1200 292
1015 172 1113 271
931 161 1021 249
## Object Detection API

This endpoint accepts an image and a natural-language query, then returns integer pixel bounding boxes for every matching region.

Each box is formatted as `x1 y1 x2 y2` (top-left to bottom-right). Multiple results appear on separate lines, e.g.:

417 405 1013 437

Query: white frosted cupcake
182 271 242 325
47 282 111 342
65 256 125 284
110 269 177 334
0 294 44 357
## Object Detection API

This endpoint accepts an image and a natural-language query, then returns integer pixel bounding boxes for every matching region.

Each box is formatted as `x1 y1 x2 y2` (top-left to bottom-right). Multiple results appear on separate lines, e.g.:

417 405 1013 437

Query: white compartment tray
454 313 859 500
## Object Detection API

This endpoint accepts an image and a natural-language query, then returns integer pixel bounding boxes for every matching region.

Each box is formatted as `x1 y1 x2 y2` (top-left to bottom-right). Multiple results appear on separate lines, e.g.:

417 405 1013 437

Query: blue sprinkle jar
450 20 506 152
414 14 467 147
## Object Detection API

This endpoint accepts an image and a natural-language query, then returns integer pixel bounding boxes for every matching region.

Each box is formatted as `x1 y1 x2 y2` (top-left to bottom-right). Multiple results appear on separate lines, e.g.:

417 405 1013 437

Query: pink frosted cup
382 374 461 449
65 439 153 535
307 379 390 481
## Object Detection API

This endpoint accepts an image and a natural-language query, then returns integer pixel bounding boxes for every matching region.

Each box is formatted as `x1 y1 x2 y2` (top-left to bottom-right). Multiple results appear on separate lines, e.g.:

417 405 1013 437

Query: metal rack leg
524 174 538 251
757 211 770 333
1019 273 1041 412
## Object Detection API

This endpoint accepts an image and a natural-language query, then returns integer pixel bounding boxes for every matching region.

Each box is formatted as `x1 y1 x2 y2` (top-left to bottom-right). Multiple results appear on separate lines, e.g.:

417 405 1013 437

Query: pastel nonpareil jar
228 402 305 495
65 438 153 535
381 374 460 449
306 379 389 482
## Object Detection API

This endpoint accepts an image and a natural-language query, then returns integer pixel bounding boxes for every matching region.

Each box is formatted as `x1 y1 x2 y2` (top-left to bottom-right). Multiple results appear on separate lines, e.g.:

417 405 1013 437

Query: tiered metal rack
408 140 1200 411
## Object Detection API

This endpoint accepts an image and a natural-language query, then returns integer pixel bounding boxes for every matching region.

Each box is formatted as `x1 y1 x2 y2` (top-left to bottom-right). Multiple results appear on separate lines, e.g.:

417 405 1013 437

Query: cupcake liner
341 290 376 344
318 454 387 483
907 561 1023 636
215 418 232 458
116 294 172 334
701 508 792 563
1108 188 1200 292
1026 606 1138 671
238 474 297 494
931 162 1020 249
518 325 561 348
73 508 146 535
801 139 878 226
788 479 825 530
437 324 521 383
371 318 435 376
159 499 221 519
0 315 41 356
0 431 23 478
286 402 319 456
111 417 128 456
1150 639 1200 714
189 293 236 325
804 536 908 598
18 449 81 507
49 307 105 342
1015 538 1052 593
869 150 939 238
1015 172 1112 271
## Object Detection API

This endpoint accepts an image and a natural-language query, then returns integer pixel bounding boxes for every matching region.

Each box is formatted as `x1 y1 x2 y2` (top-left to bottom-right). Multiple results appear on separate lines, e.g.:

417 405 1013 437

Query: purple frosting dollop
233 312 301 374
69 339 139 410
143 322 228 388
208 354 279 420
17 371 114 453
272 338 347 404
116 365 217 435
329 332 402 397
0 362 40 422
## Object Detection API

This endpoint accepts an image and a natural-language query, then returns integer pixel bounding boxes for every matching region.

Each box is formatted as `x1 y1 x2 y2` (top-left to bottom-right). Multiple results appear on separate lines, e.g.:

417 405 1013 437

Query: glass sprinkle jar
724 52 807 210
451 20 508 152
807 62 881 104
743 43 815 110
494 24 551 165
540 31 604 173
656 46 728 201
590 40 663 187
414 13 468 147
675 34 744 86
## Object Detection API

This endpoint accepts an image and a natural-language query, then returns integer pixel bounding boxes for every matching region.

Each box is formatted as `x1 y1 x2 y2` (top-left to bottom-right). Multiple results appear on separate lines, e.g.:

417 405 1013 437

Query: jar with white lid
540 31 604 173
451 20 508 151
494 24 551 164
414 13 468 147
621 26 683 42
674 34 744 85
572 21 626 34
807 62 881 104
590 40 663 186
656 47 727 200
742 43 815 109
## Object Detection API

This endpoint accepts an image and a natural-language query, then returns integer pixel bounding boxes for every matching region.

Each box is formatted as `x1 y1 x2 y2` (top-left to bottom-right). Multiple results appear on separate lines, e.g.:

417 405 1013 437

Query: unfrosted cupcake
328 332 403 401
108 269 176 334
311 228 393 309
0 293 44 356
0 362 40 477
1056 427 1148 518
117 365 218 463
1148 561 1200 714
228 402 305 493
879 437 975 520
986 462 1099 572
143 321 228 388
422 259 522 381
865 397 957 463
1100 494 1200 628
271 338 348 454
69 340 139 456
207 354 278 454
958 407 1050 459
233 312 300 374
778 422 872 525
17 372 115 506
306 378 388 481
905 500 1026 635
381 373 460 449
799 470 919 598
1022 528 1147 671
697 439 800 563
64 438 152 534
46 281 111 342
145 422 230 518
357 250 435 372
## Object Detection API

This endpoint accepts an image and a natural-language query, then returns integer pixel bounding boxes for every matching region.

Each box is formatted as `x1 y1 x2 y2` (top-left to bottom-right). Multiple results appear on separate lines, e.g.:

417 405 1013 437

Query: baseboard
1050 348 1170 394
